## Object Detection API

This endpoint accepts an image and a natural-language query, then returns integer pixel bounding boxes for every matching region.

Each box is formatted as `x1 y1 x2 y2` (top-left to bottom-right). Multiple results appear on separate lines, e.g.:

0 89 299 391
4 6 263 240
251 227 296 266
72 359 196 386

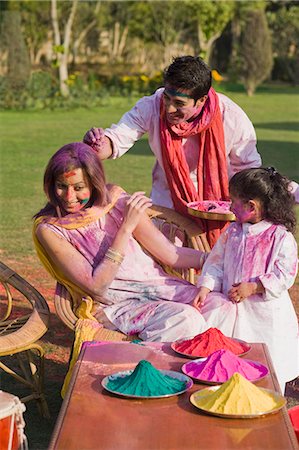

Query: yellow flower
212 69 223 82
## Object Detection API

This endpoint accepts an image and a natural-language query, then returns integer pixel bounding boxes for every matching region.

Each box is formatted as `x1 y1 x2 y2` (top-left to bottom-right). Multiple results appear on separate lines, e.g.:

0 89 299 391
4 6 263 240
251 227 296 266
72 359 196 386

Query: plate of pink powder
181 349 269 385
187 201 235 221
171 328 251 359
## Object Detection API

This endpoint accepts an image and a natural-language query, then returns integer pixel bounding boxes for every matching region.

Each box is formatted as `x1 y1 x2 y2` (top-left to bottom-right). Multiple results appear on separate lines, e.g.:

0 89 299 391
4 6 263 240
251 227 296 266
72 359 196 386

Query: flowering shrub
0 69 163 110
212 70 224 82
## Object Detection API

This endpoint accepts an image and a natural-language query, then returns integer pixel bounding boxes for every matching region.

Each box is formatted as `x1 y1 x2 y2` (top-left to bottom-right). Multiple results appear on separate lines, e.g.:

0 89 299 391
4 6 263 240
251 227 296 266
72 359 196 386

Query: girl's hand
229 281 265 303
122 192 152 234
192 287 210 311
228 282 256 303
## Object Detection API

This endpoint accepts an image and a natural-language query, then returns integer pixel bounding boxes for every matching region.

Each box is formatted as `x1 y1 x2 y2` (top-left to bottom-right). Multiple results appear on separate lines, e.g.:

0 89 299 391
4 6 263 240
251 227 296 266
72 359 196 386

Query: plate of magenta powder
181 349 269 385
187 201 235 221
171 328 251 359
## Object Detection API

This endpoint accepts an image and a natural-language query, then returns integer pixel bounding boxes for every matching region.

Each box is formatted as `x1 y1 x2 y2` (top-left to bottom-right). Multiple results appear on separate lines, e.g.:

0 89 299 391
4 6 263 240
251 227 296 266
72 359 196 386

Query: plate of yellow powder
102 359 193 398
190 373 285 418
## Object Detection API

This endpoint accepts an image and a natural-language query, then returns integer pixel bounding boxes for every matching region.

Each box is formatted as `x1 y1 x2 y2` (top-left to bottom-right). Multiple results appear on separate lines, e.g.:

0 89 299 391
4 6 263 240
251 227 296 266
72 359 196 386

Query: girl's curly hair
229 167 296 234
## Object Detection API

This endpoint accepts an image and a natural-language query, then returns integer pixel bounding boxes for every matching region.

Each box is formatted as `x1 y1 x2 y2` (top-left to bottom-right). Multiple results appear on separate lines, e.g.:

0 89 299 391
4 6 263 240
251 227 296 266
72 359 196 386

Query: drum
0 391 27 450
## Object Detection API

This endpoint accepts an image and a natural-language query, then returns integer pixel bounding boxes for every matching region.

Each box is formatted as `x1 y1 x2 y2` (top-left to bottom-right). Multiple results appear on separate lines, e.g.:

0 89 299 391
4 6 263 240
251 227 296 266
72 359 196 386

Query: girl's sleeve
197 229 228 291
259 232 298 300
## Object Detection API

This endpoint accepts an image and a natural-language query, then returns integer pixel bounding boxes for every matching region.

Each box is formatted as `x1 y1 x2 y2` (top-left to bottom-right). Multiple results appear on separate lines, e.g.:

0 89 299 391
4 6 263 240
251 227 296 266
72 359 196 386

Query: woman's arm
36 192 153 303
196 230 228 292
133 213 207 270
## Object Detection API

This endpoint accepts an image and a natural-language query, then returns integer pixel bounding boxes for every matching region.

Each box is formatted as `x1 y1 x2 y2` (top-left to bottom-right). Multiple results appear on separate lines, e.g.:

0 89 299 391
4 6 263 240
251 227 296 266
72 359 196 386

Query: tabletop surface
49 341 298 450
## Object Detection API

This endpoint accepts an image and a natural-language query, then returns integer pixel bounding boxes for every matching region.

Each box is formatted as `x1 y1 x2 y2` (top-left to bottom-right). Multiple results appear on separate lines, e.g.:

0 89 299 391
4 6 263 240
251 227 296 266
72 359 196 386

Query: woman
33 142 208 342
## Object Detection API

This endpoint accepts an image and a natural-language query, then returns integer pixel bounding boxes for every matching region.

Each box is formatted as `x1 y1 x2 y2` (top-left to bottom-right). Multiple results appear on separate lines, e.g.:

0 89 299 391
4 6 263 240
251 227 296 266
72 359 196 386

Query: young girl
193 167 298 392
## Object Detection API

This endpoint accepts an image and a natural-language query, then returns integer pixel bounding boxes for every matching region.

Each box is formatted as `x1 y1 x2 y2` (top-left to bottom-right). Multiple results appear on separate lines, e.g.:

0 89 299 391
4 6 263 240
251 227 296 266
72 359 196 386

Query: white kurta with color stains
105 88 261 208
198 220 298 389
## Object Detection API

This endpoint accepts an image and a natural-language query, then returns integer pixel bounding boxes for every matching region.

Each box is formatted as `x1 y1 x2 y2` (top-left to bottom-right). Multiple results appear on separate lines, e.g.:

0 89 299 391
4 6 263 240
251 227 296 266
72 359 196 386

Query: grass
1 84 299 260
0 83 299 449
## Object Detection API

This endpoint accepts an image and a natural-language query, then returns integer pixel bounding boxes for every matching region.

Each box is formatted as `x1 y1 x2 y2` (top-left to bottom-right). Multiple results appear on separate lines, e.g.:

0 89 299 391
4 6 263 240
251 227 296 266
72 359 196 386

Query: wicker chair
54 204 210 334
0 261 50 417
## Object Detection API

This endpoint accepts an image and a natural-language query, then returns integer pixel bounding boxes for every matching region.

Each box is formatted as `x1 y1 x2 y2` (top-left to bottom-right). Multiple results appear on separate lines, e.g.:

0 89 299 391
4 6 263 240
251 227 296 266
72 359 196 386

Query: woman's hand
192 287 210 311
121 192 152 234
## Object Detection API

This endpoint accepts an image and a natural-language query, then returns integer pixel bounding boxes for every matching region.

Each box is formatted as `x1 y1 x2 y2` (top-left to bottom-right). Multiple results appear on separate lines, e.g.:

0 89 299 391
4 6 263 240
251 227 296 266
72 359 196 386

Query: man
83 56 262 246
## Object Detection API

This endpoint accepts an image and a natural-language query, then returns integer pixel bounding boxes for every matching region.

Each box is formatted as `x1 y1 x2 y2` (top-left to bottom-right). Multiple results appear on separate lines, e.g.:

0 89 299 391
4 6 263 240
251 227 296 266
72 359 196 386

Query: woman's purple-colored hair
35 142 109 217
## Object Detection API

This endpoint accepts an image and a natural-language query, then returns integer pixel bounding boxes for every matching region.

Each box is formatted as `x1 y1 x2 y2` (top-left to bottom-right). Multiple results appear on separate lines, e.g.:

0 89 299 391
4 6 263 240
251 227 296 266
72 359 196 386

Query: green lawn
0 85 299 261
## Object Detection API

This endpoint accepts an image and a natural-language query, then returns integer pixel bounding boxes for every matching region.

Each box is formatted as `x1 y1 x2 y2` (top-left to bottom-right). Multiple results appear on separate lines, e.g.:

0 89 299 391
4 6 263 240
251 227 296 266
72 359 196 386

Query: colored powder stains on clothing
175 328 248 357
107 360 187 396
194 373 278 414
185 349 266 382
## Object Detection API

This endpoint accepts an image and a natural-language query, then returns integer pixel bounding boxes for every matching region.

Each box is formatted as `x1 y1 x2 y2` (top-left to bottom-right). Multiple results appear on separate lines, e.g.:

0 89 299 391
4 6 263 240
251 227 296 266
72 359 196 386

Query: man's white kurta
105 88 262 207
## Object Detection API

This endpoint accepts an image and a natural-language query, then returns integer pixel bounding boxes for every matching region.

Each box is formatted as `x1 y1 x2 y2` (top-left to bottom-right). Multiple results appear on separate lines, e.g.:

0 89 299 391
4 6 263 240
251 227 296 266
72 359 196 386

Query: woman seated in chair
33 142 209 342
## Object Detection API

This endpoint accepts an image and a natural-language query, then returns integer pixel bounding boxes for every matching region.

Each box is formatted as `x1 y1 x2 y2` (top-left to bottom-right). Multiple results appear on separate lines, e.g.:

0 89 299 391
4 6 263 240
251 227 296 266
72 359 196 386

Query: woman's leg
138 301 207 342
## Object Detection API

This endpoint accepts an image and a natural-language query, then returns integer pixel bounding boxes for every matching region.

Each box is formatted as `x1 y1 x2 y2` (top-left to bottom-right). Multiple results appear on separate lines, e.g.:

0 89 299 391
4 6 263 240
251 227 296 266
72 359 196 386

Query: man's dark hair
163 56 212 101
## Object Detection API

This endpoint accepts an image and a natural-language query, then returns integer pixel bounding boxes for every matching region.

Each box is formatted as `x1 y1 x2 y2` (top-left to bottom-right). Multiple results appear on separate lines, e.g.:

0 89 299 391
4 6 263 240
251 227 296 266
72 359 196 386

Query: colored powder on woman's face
193 373 278 414
107 360 187 396
185 349 266 382
175 328 248 357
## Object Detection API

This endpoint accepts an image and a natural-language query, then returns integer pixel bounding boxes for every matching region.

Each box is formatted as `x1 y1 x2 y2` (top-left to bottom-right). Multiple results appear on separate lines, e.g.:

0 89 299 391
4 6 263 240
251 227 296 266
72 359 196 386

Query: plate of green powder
101 359 193 398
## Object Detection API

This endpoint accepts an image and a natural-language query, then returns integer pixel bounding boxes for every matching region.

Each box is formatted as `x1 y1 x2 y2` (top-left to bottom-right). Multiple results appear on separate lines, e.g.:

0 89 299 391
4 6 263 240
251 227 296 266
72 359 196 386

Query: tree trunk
111 22 128 62
72 1 101 65
51 0 78 97
197 24 220 65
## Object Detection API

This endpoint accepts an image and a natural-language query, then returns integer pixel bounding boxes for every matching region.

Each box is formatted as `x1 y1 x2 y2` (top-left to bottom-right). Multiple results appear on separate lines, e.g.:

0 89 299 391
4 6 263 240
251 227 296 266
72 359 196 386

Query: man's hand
83 127 113 159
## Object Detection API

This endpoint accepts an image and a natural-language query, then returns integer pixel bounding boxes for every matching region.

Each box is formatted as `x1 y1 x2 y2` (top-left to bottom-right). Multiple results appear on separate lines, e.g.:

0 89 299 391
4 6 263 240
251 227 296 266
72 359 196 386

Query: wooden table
49 341 298 450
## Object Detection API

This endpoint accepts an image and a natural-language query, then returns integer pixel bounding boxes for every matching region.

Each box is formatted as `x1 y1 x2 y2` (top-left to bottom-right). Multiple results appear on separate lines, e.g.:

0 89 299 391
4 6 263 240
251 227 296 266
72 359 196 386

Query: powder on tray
185 349 266 382
191 201 231 213
107 360 187 396
193 373 279 415
174 328 248 357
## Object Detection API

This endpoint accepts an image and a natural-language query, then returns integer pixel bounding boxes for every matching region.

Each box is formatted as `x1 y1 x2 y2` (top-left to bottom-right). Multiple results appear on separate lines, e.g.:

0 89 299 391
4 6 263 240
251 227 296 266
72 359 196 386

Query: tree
0 9 30 90
239 9 273 95
184 0 235 65
14 1 51 66
71 0 101 65
267 2 299 84
123 1 192 68
51 0 78 97
229 1 266 81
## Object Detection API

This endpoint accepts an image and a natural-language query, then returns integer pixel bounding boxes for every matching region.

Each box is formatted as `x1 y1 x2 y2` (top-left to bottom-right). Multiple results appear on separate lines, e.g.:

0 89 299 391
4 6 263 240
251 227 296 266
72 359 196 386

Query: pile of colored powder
107 360 187 396
191 201 232 213
193 373 279 414
185 349 266 382
174 328 248 357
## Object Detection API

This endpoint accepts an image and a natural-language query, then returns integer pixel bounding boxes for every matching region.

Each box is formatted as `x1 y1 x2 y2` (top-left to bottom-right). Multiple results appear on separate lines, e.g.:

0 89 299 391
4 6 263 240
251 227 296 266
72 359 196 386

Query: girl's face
230 193 261 224
55 168 92 214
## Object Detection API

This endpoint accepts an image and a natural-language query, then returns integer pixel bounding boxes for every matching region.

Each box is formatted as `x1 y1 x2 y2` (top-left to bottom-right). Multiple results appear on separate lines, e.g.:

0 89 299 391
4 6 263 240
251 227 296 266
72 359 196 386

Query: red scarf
160 87 229 247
